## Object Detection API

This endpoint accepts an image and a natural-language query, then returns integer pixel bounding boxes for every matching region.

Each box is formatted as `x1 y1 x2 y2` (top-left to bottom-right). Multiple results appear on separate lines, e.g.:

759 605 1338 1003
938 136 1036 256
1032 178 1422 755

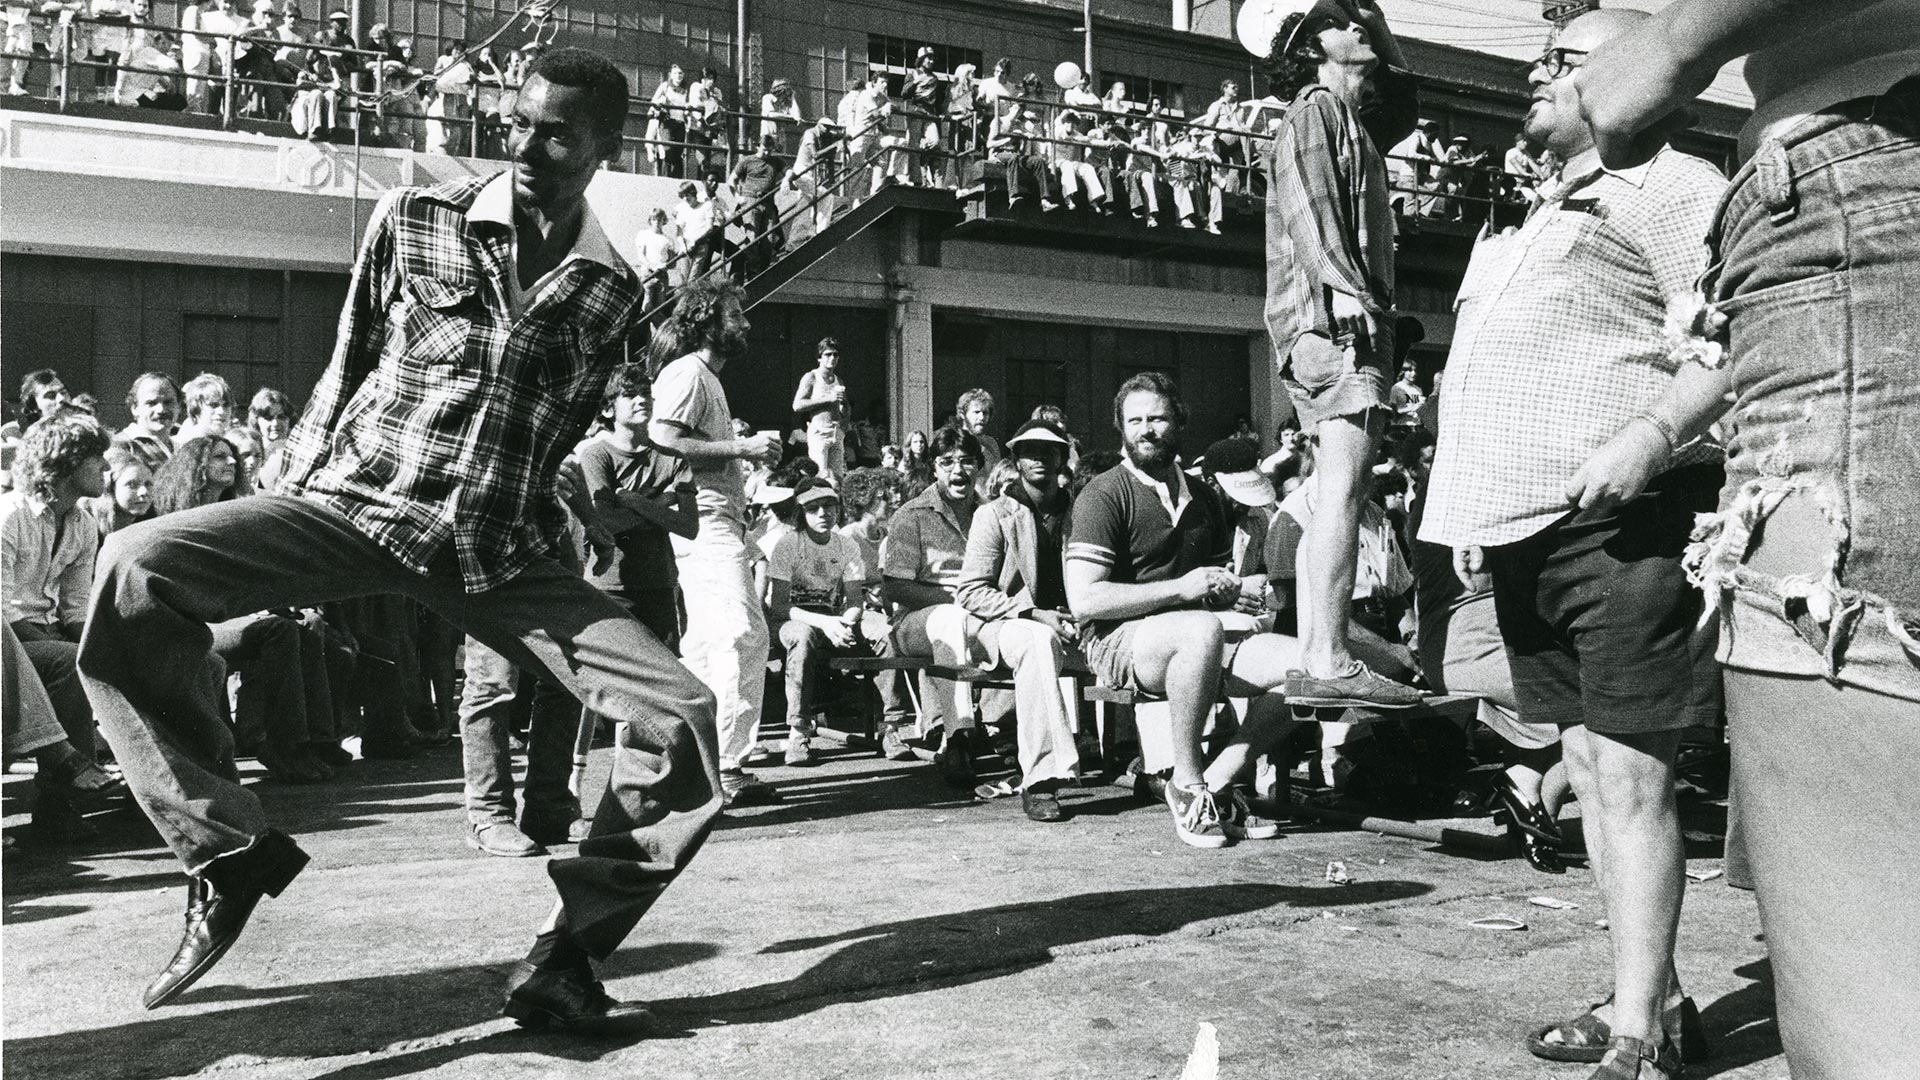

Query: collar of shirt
466 172 620 292
1550 148 1655 201
1120 457 1191 522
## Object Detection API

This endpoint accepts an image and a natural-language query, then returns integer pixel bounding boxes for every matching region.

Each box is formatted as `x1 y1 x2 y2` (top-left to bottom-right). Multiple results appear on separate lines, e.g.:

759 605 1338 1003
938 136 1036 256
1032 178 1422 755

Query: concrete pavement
2 738 1787 1080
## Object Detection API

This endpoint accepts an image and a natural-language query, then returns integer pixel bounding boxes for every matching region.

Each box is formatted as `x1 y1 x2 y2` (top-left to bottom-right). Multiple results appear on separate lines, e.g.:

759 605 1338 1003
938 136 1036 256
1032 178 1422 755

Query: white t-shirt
770 529 867 613
653 353 747 530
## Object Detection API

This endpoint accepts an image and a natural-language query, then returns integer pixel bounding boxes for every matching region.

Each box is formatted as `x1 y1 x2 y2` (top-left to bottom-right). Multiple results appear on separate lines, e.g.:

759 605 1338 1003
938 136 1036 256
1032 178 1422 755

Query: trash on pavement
1470 916 1528 931
1324 861 1352 884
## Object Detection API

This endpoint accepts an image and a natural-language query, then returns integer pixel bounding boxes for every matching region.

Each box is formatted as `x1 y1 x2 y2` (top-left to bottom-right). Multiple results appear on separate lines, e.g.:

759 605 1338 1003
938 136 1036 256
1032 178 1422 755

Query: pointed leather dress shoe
144 830 309 1009
502 960 658 1037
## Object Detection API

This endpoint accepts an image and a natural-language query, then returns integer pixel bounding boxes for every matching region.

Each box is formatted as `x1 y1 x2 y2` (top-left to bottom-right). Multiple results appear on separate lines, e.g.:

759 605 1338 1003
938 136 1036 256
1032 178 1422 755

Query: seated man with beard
1066 372 1310 850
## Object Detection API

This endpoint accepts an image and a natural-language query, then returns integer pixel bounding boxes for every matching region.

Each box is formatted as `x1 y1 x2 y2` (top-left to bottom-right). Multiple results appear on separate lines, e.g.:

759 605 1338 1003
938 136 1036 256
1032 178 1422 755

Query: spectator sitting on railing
976 57 1016 120
310 9 353 97
470 46 504 157
271 2 300 63
362 20 397 63
1120 117 1164 226
81 0 134 103
1502 132 1547 206
1050 104 1109 213
989 103 1060 212
229 0 290 119
287 44 335 136
1163 126 1223 233
1432 134 1486 221
120 28 185 109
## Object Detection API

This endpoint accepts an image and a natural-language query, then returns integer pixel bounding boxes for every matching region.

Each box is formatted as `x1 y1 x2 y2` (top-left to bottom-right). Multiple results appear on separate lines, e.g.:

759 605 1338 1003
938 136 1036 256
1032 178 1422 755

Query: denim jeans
79 496 721 958
458 637 581 828
1699 79 1920 1078
1696 77 1920 703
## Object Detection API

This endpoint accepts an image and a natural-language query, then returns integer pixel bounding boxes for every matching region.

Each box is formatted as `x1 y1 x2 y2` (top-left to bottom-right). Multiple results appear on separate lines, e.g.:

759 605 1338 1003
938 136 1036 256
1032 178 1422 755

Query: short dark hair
526 46 631 142
816 336 840 356
929 423 983 465
123 371 180 424
602 361 651 408
14 408 108 501
1111 370 1187 431
248 386 292 421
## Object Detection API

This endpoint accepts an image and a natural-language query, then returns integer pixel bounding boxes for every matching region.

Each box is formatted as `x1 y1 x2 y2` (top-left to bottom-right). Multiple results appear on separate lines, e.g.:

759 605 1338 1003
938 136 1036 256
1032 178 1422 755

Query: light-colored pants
979 618 1080 787
888 603 981 731
1057 160 1104 205
806 423 845 480
676 520 770 772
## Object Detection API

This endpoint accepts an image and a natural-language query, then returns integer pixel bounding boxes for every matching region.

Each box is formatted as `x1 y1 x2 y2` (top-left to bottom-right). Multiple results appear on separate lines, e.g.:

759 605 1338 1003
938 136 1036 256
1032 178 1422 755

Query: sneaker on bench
1283 662 1422 709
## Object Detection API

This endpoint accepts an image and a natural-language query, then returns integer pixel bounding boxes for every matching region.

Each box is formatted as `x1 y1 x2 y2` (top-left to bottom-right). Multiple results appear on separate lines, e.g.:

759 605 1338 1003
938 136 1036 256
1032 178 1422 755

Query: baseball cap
1200 437 1276 507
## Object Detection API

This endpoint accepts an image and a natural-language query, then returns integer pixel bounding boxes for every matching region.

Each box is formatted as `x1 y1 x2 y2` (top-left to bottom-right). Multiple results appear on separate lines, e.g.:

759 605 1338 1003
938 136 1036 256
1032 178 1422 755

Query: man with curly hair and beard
647 278 785 807
77 47 716 1035
1261 0 1423 711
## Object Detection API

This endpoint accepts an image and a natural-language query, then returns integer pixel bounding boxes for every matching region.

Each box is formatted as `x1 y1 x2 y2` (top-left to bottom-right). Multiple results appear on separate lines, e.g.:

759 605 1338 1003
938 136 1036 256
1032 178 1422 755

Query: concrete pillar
890 282 934 442
1248 332 1293 449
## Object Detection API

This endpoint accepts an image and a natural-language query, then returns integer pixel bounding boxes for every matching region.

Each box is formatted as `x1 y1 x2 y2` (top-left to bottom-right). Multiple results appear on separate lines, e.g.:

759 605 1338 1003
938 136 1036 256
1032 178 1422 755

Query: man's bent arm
1066 559 1190 623
277 190 400 495
1575 0 1884 166
649 419 750 466
883 575 955 612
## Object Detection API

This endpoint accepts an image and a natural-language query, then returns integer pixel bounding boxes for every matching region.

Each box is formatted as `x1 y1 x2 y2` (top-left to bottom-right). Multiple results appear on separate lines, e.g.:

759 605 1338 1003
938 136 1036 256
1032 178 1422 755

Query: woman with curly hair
149 434 247 515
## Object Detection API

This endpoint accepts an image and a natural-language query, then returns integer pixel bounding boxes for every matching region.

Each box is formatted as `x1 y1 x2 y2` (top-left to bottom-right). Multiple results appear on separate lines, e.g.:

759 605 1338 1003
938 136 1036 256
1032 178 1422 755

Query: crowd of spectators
0 344 1555 857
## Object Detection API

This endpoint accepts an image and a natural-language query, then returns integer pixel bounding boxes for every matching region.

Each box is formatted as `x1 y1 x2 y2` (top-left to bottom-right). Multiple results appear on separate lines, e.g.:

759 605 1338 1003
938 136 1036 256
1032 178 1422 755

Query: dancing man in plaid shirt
78 48 713 1035
1419 12 1729 1079
1261 0 1423 709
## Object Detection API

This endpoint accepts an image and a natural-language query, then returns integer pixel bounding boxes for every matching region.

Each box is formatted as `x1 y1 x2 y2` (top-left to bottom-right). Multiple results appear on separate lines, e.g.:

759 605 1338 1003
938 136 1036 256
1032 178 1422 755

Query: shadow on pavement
655 879 1432 1026
1695 957 1782 1078
1 940 722 1080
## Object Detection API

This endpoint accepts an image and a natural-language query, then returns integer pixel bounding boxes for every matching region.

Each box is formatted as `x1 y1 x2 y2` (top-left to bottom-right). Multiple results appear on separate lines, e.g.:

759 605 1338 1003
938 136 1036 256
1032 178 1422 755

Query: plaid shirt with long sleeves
276 174 641 592
1418 147 1728 550
1264 66 1418 365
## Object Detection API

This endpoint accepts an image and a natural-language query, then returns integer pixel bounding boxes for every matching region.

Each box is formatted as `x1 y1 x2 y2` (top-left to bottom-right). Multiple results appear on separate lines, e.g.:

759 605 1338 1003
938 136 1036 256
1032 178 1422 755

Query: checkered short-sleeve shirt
1419 147 1728 549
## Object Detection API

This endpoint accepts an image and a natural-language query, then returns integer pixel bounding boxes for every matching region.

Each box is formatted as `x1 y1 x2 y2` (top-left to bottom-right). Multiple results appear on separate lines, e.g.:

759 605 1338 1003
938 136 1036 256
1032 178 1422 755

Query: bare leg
1125 610 1226 789
1300 408 1385 678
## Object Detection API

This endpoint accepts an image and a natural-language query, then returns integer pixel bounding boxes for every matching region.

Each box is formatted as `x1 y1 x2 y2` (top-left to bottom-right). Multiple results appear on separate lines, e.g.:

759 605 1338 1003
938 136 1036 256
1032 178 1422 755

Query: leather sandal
1530 995 1709 1065
1588 1034 1682 1080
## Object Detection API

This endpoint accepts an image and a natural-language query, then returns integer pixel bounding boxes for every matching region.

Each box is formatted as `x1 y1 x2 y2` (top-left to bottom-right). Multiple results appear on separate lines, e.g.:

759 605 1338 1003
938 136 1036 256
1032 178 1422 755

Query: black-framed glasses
1533 47 1589 79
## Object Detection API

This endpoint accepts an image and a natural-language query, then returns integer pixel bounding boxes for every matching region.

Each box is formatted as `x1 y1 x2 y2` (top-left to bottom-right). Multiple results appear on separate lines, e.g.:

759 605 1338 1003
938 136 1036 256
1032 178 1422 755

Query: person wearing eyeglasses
1418 11 1731 1080
1572 3 1920 1078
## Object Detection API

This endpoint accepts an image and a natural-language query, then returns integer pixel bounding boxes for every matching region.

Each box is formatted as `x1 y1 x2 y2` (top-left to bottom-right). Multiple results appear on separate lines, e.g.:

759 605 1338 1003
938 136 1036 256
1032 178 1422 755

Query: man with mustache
1066 372 1311 850
80 47 712 1034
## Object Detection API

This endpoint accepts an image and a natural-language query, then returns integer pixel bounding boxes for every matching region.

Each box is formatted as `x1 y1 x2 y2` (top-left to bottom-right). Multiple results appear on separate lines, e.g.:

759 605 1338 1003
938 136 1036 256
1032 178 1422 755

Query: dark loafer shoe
144 830 308 1009
519 815 588 848
502 960 658 1037
1021 787 1065 823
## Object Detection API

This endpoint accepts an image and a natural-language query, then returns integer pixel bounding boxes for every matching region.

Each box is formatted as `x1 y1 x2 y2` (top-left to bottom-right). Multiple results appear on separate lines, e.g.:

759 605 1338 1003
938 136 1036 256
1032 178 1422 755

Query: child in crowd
768 478 885 766
172 372 233 446
85 445 156 539
791 336 849 480
575 364 698 647
248 387 294 485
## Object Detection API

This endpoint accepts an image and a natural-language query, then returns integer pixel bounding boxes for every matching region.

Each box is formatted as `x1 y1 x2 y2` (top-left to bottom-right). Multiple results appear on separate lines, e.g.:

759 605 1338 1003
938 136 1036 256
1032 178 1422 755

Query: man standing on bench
1065 372 1307 849
955 419 1084 823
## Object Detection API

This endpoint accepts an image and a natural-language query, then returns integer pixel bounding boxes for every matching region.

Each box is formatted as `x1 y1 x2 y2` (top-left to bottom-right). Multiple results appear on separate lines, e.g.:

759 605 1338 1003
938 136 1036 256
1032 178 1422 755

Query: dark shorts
1485 464 1724 735
1282 327 1394 428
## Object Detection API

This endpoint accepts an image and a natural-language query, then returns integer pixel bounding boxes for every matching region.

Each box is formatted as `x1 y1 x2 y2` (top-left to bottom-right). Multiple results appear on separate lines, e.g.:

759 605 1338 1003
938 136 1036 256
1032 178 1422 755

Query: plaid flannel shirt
1419 147 1728 549
1264 66 1418 365
276 173 640 592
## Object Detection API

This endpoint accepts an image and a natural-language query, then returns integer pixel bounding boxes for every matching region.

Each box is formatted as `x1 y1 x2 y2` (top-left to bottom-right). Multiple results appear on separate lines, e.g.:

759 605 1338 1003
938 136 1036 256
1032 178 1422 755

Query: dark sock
525 924 590 972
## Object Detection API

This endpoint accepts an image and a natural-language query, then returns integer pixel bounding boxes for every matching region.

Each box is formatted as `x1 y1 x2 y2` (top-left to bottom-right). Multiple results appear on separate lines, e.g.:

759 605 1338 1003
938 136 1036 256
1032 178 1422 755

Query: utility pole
1082 0 1094 85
